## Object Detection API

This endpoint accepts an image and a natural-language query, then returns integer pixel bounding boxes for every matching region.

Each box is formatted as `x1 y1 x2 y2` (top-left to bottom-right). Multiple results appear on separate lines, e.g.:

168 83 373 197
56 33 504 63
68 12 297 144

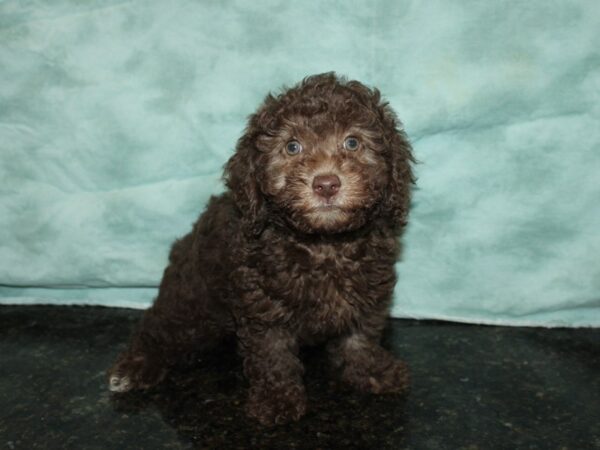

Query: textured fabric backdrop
1 1 599 326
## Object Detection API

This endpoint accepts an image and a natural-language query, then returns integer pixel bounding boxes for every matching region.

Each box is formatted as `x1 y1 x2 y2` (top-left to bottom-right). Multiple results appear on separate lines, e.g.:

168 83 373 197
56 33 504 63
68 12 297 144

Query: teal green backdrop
1 1 599 326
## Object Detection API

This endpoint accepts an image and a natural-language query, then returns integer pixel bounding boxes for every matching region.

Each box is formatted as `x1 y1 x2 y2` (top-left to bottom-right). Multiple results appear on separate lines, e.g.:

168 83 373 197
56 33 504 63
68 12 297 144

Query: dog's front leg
237 326 306 426
327 332 410 394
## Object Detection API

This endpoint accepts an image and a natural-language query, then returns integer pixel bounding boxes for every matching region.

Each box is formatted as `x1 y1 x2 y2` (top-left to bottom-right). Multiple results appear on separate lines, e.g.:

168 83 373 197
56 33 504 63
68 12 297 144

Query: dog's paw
107 353 166 393
108 373 132 393
366 359 410 394
246 383 307 426
342 358 410 395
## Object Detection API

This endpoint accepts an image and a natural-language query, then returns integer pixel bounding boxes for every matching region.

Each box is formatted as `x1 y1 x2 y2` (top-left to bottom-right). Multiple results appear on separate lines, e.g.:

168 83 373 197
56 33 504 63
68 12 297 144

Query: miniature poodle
108 72 415 426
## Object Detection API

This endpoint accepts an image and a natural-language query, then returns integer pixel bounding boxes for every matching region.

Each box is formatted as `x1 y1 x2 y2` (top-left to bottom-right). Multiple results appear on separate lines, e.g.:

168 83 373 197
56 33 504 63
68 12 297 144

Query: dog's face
225 73 414 235
256 112 390 233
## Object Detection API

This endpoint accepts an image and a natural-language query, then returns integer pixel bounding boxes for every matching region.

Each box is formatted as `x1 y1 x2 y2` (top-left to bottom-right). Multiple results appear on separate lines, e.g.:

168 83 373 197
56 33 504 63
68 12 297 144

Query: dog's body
108 73 415 425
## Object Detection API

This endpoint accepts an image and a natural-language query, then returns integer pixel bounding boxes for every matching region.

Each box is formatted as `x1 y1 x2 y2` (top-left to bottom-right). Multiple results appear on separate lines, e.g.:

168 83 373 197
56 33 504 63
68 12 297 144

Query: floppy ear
344 82 416 229
223 129 268 236
379 102 416 230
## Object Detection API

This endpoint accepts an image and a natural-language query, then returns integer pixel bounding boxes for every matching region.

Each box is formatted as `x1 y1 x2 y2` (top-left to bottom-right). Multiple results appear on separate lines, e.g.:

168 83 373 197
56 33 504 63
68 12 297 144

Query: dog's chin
290 205 368 234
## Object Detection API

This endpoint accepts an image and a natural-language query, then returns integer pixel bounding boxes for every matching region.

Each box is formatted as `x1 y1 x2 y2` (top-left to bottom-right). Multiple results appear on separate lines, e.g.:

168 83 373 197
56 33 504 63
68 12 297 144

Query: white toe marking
109 375 131 393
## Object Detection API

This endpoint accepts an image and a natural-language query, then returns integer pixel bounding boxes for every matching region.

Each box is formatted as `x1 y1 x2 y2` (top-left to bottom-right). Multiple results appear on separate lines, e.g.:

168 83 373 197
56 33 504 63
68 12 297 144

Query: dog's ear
378 101 416 230
223 123 268 236
344 82 415 230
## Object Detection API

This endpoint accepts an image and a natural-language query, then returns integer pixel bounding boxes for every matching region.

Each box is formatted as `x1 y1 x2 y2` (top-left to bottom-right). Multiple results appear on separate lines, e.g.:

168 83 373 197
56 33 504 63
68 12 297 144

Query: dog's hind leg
107 303 231 392
108 306 174 393
107 263 232 393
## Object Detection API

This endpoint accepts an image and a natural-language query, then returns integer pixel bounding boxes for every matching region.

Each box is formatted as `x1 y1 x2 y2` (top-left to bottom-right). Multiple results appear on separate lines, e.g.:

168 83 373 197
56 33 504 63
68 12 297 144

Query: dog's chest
260 241 384 336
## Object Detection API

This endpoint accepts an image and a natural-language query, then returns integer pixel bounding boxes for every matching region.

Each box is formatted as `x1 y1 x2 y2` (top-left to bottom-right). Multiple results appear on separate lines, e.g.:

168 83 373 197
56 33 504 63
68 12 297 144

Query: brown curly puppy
108 72 415 426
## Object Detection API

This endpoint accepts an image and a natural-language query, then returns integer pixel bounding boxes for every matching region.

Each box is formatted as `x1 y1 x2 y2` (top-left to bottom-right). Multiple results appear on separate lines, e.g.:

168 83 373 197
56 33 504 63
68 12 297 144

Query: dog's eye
286 140 303 155
343 137 360 151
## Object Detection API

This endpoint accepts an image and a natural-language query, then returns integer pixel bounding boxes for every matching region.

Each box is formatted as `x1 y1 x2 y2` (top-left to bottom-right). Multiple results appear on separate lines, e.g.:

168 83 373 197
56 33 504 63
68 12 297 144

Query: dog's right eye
286 140 303 155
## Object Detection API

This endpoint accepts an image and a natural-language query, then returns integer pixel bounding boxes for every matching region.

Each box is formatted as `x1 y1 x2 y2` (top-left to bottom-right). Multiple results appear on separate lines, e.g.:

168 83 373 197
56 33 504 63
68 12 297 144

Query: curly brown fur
108 72 415 426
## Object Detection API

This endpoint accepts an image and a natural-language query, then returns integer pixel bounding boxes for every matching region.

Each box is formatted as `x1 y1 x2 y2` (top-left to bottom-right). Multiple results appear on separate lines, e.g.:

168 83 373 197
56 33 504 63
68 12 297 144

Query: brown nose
312 174 341 199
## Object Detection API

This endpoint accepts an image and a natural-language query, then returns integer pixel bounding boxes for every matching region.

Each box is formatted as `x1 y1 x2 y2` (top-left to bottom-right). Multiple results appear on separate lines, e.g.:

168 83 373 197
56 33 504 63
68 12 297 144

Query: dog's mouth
307 203 352 217
308 194 349 210
279 199 372 234
305 203 351 224
310 204 343 211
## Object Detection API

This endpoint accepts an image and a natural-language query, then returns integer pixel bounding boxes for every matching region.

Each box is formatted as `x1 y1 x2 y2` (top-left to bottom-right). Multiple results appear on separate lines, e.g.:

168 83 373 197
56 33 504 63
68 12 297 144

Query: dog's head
225 73 414 235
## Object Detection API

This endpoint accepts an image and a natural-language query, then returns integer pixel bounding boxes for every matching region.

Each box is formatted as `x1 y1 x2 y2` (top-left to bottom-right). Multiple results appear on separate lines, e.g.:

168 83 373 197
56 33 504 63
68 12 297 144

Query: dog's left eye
343 137 360 151
286 140 303 155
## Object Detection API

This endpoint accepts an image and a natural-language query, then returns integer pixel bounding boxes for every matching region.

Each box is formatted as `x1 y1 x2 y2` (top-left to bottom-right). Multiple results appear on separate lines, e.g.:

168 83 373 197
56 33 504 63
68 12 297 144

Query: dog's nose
312 174 341 199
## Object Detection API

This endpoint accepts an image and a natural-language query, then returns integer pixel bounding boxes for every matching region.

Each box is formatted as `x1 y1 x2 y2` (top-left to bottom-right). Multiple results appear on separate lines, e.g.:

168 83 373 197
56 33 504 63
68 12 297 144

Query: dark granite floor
0 306 598 449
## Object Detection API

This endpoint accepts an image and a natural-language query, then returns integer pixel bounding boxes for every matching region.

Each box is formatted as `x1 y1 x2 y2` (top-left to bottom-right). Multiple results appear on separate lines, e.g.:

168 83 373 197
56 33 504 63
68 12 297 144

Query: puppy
108 72 415 426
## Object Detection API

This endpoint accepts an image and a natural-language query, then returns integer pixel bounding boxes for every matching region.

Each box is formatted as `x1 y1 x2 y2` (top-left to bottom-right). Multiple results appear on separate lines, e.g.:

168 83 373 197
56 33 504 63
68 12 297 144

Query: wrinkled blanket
1 1 599 326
